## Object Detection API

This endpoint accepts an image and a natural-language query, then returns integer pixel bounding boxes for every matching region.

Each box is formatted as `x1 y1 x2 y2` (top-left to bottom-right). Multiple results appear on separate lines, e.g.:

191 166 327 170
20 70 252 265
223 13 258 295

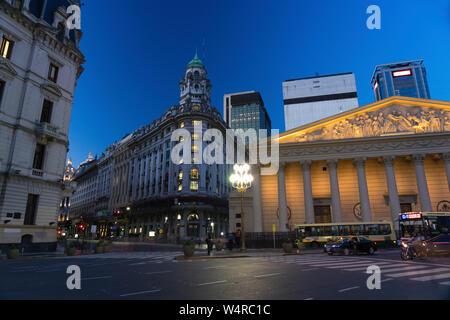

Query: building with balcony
0 0 85 251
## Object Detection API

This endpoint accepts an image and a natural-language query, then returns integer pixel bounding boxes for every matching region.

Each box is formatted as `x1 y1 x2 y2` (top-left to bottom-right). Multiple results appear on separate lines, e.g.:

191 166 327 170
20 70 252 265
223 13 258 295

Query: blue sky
68 0 450 167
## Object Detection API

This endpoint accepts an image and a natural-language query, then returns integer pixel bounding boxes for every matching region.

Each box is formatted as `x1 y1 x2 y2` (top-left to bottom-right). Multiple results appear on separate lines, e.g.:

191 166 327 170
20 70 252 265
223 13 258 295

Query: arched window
190 168 199 180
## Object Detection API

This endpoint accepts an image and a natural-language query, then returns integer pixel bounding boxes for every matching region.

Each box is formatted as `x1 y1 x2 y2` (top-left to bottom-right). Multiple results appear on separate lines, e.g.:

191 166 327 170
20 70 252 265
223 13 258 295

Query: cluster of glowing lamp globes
229 163 254 192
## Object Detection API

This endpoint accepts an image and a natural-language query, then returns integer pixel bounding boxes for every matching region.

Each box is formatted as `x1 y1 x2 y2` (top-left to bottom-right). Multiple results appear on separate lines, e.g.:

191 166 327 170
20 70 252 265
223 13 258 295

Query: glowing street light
230 163 253 252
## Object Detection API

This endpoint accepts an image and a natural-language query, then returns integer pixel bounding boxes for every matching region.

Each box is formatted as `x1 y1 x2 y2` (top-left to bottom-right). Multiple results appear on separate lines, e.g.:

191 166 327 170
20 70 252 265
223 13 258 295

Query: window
192 120 201 127
179 122 184 128
48 63 59 83
178 170 183 181
192 144 199 153
0 36 14 59
0 80 5 103
24 194 39 226
192 133 200 140
190 181 198 191
193 105 200 111
33 143 45 170
40 100 53 123
190 168 199 180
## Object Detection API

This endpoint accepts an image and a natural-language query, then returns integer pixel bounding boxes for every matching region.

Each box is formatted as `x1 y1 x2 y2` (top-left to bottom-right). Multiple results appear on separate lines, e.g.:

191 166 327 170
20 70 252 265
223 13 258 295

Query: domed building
98 53 231 241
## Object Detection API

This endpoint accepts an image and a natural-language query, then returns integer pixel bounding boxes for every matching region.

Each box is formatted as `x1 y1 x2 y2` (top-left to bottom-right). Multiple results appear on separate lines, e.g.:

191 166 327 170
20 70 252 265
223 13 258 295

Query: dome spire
187 50 204 69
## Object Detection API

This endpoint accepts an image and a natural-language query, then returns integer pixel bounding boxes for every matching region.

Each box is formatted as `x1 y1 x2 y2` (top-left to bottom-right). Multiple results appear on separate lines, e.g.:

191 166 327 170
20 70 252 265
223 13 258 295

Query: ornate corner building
229 96 450 235
0 0 85 251
69 54 231 241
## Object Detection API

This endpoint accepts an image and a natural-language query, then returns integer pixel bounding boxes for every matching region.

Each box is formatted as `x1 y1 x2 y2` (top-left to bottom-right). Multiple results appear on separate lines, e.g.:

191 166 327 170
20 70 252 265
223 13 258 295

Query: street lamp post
230 163 253 252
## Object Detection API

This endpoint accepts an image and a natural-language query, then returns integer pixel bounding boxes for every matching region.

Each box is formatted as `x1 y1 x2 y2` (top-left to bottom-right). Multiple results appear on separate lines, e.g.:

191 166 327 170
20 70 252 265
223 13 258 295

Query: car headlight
402 242 408 248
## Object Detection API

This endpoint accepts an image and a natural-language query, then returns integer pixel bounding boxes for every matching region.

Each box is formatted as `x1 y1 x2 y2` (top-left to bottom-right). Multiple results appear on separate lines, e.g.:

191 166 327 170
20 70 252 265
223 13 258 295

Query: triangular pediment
0 57 18 78
278 97 450 144
40 82 62 98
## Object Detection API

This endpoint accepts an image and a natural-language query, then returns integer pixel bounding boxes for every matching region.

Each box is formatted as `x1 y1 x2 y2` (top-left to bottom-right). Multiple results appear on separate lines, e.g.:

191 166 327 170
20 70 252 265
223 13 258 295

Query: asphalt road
0 249 449 300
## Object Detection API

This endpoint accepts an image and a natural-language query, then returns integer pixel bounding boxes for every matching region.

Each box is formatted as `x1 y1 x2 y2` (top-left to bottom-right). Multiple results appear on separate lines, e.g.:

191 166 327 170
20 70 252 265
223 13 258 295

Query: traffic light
78 224 85 231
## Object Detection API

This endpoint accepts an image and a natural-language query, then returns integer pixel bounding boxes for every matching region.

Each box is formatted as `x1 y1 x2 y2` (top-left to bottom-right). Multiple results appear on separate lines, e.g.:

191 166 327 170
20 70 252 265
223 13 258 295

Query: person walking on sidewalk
206 236 213 256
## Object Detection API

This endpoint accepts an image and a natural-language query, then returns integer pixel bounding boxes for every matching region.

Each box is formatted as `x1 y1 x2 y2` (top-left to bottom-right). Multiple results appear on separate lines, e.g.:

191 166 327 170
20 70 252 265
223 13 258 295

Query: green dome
187 52 204 68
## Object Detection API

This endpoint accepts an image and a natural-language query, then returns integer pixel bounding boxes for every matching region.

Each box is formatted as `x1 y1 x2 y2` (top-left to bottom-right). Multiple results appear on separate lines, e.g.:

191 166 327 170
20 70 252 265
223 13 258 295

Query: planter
282 242 293 254
66 247 76 256
215 242 224 251
95 246 105 254
183 245 195 257
103 245 112 253
6 248 19 259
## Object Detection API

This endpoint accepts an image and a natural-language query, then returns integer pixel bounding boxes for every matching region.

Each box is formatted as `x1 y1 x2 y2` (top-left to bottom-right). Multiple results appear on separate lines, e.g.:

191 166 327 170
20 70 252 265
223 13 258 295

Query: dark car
424 234 450 256
325 236 377 256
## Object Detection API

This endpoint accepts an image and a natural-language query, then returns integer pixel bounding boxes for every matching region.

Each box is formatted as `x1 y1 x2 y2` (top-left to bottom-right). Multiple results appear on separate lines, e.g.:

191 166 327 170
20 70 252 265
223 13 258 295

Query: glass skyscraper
223 91 271 136
371 59 431 101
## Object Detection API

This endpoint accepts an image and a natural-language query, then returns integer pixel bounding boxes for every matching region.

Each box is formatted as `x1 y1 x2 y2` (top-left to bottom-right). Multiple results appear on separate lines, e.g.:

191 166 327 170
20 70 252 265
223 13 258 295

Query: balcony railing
35 122 62 140
32 169 43 177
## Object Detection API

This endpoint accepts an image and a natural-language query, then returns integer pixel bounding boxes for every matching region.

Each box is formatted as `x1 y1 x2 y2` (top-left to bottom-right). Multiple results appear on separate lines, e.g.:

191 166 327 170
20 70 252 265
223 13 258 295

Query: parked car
325 236 377 256
423 234 450 256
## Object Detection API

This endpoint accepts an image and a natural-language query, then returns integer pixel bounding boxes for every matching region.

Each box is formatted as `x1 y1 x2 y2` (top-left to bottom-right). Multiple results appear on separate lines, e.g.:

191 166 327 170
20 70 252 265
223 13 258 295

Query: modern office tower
283 73 359 130
0 1 85 251
371 59 431 101
223 91 271 135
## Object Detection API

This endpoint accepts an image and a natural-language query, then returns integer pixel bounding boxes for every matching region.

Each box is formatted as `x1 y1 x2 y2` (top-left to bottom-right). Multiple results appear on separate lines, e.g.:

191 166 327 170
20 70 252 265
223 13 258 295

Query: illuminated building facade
229 97 450 235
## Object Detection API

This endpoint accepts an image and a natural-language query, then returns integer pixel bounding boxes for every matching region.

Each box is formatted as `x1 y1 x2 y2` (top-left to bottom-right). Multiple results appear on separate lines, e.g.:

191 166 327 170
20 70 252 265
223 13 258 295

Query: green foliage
183 240 193 246
8 244 18 250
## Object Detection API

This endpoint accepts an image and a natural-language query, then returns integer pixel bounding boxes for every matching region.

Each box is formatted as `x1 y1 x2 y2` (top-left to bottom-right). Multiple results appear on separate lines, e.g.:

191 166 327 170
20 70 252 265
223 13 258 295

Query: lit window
179 136 184 142
193 105 200 111
179 122 184 128
190 181 198 191
0 36 14 59
178 171 183 180
193 120 201 127
190 168 199 180
178 183 183 191
192 144 199 153
192 133 200 140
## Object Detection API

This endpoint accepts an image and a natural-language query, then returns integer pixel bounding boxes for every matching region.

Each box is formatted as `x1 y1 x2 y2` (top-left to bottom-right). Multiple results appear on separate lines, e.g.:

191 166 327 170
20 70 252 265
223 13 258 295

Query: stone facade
0 1 84 249
229 97 450 234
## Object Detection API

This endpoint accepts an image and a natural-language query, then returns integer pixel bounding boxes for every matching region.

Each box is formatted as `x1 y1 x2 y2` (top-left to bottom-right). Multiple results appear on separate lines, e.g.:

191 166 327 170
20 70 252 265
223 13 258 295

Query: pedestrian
227 233 234 251
206 236 213 256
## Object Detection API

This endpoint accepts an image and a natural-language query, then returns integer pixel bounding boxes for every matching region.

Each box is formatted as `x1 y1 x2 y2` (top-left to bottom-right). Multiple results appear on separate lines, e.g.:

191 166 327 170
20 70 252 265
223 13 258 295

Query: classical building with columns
229 96 450 235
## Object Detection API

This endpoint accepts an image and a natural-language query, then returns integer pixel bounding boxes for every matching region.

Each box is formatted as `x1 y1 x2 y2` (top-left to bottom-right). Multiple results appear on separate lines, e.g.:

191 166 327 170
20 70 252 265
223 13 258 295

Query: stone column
412 154 432 212
354 157 372 222
132 158 138 201
144 154 150 198
443 153 450 193
327 159 343 222
300 160 315 224
277 162 289 232
252 166 263 232
149 152 155 196
383 156 401 230
155 148 161 195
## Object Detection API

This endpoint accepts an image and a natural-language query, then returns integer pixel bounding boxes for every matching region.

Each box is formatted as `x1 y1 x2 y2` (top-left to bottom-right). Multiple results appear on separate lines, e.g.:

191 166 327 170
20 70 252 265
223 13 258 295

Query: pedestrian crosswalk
250 254 450 286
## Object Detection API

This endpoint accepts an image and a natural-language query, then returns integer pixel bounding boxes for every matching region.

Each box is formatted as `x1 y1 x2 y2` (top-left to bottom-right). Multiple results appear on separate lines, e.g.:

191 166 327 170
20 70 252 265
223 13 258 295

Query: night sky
68 0 450 167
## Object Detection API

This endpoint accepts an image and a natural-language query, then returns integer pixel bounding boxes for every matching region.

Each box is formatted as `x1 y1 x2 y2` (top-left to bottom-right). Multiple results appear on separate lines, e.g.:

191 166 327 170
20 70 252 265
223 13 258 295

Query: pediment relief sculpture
293 105 450 143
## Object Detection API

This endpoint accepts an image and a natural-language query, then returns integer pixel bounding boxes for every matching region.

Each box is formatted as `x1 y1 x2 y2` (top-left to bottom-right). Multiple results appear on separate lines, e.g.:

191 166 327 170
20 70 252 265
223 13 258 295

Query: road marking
410 272 450 282
197 280 227 286
385 267 449 278
326 262 386 269
144 270 173 275
309 261 373 267
120 289 161 297
304 297 314 300
129 262 146 266
343 264 403 271
379 265 435 274
338 286 360 293
203 266 225 270
439 280 450 285
254 273 281 278
82 276 113 280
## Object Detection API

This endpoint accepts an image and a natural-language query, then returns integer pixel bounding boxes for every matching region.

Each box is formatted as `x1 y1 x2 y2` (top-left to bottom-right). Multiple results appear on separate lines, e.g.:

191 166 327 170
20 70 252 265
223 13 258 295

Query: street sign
90 225 97 233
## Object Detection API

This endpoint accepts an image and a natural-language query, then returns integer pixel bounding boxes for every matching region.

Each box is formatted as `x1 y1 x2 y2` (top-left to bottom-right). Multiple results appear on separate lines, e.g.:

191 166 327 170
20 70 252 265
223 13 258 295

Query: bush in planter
215 241 224 251
282 239 293 253
103 240 113 253
66 243 76 256
7 244 20 259
95 241 105 254
183 240 195 257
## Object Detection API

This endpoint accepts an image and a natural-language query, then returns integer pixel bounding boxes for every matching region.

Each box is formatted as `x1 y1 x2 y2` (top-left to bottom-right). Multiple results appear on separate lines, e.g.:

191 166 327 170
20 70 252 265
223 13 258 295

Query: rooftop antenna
201 34 206 62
